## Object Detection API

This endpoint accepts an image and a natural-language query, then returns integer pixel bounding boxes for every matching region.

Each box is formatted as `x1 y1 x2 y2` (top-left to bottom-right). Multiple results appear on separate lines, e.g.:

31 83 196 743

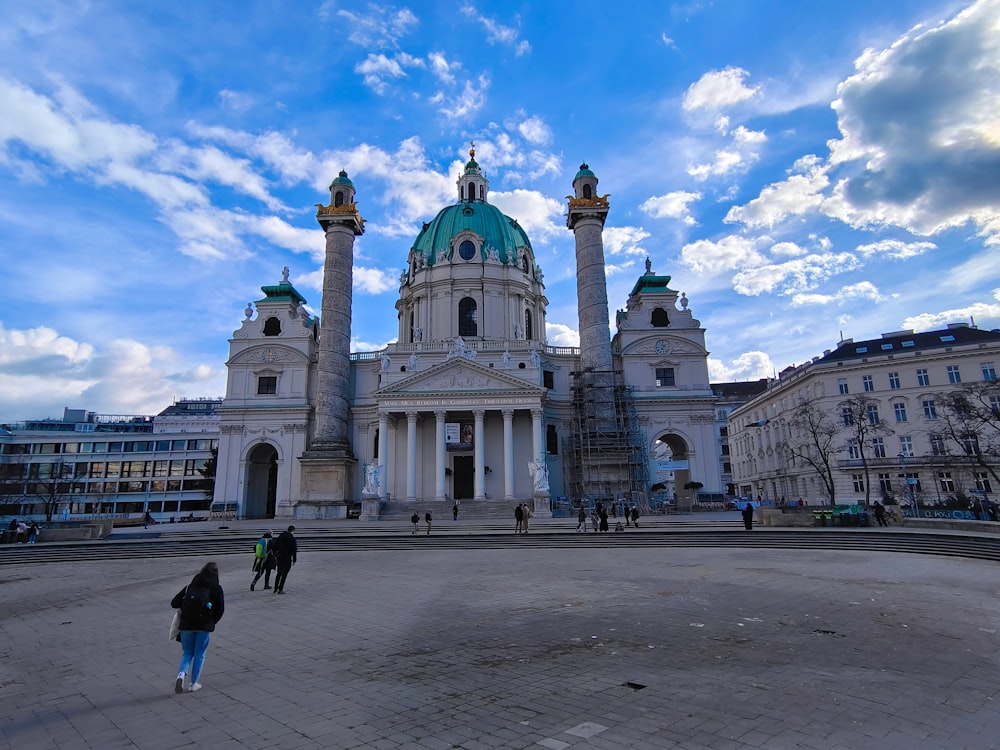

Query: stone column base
298 451 356 519
532 492 553 519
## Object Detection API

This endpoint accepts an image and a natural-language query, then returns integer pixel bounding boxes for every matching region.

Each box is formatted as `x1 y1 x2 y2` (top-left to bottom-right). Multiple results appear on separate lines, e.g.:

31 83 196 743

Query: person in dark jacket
272 525 297 594
742 501 755 530
170 561 224 694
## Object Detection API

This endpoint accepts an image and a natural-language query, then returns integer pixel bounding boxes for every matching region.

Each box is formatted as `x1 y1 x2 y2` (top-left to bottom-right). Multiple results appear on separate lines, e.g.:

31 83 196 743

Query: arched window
522 255 530 274
546 424 558 455
479 185 484 200
459 297 478 337
460 184 465 201
469 182 476 200
583 184 592 199
263 317 281 336
651 307 669 327
525 309 533 340
409 311 415 342
334 191 344 207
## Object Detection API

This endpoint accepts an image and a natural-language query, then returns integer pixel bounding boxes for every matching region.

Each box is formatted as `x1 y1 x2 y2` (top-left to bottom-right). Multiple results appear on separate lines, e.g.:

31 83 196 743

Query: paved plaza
2 531 1000 749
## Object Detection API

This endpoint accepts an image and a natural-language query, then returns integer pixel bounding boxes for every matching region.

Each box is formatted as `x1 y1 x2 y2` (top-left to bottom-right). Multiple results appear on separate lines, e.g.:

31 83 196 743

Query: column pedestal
360 492 381 521
297 444 356 519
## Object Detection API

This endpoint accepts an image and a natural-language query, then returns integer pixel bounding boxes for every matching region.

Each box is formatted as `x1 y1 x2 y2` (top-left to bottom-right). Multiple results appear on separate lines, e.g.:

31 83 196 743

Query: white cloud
680 235 763 275
355 53 410 94
335 5 419 49
604 226 651 258
661 33 676 49
427 52 459 85
640 191 702 225
708 350 775 382
436 74 489 119
490 189 564 241
683 67 760 112
218 89 254 113
688 149 751 181
354 266 398 295
518 116 552 145
724 164 829 228
545 321 579 347
770 241 807 257
732 252 861 296
823 0 1000 243
790 281 882 306
460 6 531 56
902 289 1000 331
855 239 936 259
0 323 223 421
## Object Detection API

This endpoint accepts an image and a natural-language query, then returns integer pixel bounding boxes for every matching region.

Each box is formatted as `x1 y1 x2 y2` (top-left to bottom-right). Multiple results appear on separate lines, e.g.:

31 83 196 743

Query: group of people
249 526 297 593
169 524 299 695
514 502 533 533
6 519 38 543
575 502 640 533
411 511 432 534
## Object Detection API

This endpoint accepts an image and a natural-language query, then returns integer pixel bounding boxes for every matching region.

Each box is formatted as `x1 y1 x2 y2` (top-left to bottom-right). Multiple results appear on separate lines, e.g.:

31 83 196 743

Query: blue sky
1 0 998 421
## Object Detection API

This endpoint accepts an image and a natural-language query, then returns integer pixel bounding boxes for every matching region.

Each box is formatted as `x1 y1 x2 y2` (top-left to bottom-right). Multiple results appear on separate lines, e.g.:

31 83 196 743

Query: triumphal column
297 170 364 519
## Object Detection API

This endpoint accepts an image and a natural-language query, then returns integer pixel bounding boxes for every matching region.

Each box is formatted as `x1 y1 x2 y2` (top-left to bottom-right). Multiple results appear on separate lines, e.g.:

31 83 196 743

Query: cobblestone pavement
1 541 999 749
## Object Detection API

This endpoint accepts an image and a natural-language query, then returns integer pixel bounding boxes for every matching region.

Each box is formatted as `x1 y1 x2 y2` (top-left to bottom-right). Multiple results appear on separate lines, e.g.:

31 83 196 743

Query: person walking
872 501 889 527
630 506 640 528
27 521 39 544
599 507 609 533
522 503 533 533
424 511 432 535
576 506 587 532
742 501 754 531
272 526 297 594
452 502 459 521
170 561 224 694
143 510 153 528
250 530 275 590
411 512 420 534
514 503 524 534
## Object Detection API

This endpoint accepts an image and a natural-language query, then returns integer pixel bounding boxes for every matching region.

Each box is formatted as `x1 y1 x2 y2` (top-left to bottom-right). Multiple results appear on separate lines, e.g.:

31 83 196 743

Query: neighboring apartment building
728 324 1000 511
0 399 220 520
712 380 772 497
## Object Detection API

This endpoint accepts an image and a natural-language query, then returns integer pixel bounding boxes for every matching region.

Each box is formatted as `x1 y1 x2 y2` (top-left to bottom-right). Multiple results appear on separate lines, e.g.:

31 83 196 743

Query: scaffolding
563 367 650 511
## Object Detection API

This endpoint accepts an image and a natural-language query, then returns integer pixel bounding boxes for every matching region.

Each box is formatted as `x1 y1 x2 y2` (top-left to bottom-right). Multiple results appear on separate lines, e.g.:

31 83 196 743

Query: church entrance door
453 455 474 500
245 443 277 518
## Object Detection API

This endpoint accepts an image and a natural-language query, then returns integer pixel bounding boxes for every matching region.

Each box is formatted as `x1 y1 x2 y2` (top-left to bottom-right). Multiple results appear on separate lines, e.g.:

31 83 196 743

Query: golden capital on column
315 202 366 234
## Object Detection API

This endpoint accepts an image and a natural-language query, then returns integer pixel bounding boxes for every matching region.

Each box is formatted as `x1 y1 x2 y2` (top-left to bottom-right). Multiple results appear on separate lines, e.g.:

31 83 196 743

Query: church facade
213 151 725 519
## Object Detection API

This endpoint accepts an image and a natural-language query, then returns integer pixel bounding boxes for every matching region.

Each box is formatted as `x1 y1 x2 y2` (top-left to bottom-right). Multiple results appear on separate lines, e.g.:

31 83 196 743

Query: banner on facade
656 459 688 473
446 422 473 451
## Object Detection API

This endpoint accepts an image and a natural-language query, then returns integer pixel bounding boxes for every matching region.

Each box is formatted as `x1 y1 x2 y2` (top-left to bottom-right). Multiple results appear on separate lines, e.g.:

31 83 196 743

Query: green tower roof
329 169 354 190
574 162 596 179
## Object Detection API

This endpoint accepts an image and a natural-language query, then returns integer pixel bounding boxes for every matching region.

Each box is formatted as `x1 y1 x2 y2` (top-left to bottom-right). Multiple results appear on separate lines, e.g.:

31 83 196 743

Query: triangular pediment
377 358 545 397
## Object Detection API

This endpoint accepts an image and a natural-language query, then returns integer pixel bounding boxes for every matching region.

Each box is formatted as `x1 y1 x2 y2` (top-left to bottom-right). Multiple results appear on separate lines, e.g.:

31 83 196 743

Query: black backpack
181 585 213 624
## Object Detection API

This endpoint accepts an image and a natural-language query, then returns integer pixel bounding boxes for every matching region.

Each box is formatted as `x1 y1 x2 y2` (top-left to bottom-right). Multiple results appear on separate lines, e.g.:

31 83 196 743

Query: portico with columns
367 358 547 506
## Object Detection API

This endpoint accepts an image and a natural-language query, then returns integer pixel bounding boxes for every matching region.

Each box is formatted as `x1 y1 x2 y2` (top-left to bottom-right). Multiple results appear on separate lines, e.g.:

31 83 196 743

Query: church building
213 149 724 520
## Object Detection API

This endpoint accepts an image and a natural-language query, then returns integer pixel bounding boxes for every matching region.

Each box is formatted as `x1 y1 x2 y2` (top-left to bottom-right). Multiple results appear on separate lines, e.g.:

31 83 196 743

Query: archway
245 443 278 519
651 433 692 511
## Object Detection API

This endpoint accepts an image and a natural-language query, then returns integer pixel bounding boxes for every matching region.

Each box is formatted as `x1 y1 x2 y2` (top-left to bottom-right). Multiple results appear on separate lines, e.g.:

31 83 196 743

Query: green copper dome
574 163 596 179
412 201 532 266
330 169 354 190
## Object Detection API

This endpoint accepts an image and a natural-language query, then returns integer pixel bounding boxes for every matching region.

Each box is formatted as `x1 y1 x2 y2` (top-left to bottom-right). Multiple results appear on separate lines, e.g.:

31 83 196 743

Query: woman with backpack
170 561 225 694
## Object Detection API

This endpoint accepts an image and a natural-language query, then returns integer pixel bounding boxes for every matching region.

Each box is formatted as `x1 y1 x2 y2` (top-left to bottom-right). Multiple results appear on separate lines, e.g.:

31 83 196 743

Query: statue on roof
645 257 652 274
281 266 290 283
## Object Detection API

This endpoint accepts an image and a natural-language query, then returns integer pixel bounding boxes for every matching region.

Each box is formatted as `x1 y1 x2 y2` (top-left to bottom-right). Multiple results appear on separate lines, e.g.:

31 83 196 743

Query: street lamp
898 453 919 519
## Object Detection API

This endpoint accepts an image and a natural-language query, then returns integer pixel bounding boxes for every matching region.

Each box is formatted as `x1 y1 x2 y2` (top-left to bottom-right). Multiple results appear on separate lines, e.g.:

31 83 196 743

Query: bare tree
935 381 1000 491
784 400 840 506
839 394 895 506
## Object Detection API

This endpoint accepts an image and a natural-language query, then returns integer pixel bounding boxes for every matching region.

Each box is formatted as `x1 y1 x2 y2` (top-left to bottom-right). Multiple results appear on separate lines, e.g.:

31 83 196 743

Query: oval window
459 240 476 260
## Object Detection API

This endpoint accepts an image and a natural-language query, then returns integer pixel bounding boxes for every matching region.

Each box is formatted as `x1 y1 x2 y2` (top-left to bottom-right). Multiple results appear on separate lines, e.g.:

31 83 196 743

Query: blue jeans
178 630 211 683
